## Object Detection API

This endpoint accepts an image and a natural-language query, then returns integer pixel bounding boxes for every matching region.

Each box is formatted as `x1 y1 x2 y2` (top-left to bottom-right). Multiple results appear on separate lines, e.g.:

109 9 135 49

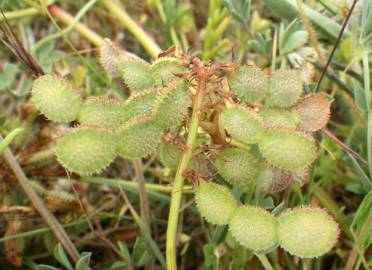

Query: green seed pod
228 65 269 104
223 106 265 144
151 57 186 87
229 206 278 252
153 81 190 129
121 59 155 92
215 148 259 186
267 69 303 108
259 129 317 170
277 207 339 258
195 182 238 225
78 97 127 129
117 115 162 159
29 181 47 195
31 74 81 123
124 88 161 121
261 108 300 128
99 38 129 77
55 127 117 175
295 94 331 131
159 141 183 169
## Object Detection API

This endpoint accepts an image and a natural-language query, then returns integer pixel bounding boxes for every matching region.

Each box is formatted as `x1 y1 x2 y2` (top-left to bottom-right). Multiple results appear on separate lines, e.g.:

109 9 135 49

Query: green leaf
0 128 23 155
351 190 372 246
352 80 368 113
53 244 74 270
117 241 132 263
36 265 62 270
281 30 308 54
75 252 91 270
347 153 372 192
0 62 19 91
202 244 216 268
132 238 152 267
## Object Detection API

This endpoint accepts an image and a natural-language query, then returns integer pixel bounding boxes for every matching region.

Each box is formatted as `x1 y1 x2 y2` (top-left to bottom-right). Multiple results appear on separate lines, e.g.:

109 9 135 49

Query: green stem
362 51 372 177
34 0 98 51
100 0 161 58
0 8 39 21
166 73 206 270
256 253 274 270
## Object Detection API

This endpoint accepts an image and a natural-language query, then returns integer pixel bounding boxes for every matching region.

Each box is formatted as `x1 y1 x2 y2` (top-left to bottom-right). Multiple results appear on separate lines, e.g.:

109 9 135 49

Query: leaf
361 0 372 39
36 265 62 270
117 241 132 263
224 0 251 23
0 62 19 91
53 244 74 270
0 128 22 155
351 190 372 242
75 252 91 270
352 80 368 113
281 30 308 54
132 238 152 267
202 243 216 268
347 153 372 192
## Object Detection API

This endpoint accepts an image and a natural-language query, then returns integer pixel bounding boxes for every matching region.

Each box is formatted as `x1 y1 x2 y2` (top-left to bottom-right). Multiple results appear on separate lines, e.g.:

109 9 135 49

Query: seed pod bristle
261 108 300 128
150 57 186 87
267 69 303 108
259 128 317 171
153 80 191 129
229 206 278 252
215 148 259 186
295 93 331 131
117 115 162 159
195 182 238 225
31 74 81 123
78 97 127 129
121 59 155 92
222 105 265 144
55 126 117 175
277 207 339 258
99 38 130 77
228 65 269 104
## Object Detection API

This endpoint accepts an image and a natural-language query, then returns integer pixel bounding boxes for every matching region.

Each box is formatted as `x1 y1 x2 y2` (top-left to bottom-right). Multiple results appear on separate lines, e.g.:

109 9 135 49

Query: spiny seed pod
261 108 300 128
277 207 339 258
153 81 190 128
121 59 155 92
159 141 183 169
99 38 130 77
55 127 117 175
29 181 46 195
223 106 264 144
228 65 269 104
31 74 81 123
267 69 303 108
215 148 259 186
78 97 127 129
229 206 278 252
257 166 309 193
44 190 79 211
124 88 161 122
195 182 238 225
295 93 331 131
259 129 317 170
151 57 186 87
117 115 162 159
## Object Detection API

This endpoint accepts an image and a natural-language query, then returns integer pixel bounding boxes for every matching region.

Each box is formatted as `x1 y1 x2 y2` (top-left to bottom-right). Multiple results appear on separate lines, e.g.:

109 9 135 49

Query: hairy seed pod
124 88 161 121
151 57 186 87
29 181 46 195
259 129 317 170
195 182 238 225
229 206 278 252
44 190 79 211
267 69 303 108
223 106 264 144
99 38 130 77
121 59 155 92
78 97 127 129
159 141 183 169
31 74 81 123
153 81 190 128
261 108 300 128
117 115 162 159
228 65 269 104
215 148 259 186
295 93 331 131
277 207 339 258
55 127 117 175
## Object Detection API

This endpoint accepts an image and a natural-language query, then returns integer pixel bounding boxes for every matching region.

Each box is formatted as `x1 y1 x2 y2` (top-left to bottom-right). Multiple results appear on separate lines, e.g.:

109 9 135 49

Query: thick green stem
166 76 206 270
0 8 39 21
100 0 161 58
256 253 274 270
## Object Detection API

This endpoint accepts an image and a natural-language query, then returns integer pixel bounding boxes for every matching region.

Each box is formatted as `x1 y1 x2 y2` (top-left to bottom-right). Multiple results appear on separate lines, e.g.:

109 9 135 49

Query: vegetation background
0 0 371 269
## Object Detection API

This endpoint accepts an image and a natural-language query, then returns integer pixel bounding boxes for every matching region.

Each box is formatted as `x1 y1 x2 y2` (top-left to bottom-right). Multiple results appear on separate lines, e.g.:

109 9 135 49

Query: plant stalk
133 159 151 229
100 0 161 58
362 51 372 177
256 253 274 270
166 68 206 270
